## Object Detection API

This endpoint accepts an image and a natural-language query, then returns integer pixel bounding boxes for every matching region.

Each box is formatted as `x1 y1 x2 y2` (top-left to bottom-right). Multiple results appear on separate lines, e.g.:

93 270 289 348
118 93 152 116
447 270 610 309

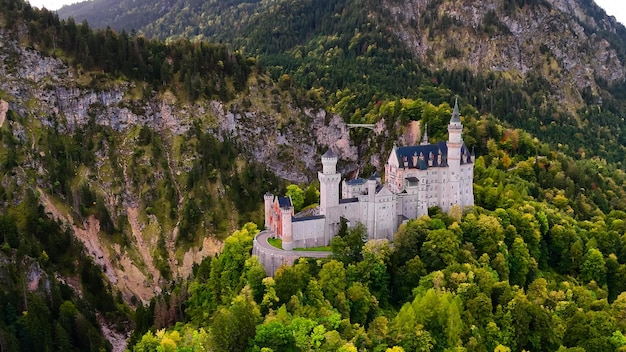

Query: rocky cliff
0 27 358 302
386 0 626 110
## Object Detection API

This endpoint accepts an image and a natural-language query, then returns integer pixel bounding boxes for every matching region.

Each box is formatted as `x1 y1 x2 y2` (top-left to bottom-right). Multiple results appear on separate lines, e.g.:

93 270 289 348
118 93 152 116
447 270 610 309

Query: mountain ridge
6 1 626 350
57 0 626 165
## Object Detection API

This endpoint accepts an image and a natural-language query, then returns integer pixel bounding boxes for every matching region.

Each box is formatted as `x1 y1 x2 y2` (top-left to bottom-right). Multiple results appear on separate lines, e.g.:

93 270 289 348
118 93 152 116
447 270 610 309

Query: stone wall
252 230 330 276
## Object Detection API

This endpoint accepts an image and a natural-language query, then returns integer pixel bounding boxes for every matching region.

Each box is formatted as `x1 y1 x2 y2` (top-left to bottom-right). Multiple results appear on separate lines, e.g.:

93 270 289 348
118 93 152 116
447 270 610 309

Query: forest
125 104 626 351
3 0 626 351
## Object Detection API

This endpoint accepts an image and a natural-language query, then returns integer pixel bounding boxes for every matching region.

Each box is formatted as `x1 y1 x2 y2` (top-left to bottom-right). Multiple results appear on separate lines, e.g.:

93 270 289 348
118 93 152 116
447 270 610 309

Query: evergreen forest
2 0 626 351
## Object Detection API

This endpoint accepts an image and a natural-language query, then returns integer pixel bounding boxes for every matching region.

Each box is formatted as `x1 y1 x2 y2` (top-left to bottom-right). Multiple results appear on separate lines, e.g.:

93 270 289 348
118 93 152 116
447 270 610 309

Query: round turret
281 206 294 250
263 192 273 229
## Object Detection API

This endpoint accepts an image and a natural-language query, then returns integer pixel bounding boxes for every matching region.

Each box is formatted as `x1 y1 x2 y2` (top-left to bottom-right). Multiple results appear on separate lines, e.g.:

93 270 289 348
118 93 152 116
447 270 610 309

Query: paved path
254 230 331 258
253 230 331 275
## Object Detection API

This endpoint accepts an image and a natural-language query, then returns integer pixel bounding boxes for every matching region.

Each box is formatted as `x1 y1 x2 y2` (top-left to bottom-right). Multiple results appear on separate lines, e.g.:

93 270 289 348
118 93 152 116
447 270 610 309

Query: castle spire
450 96 461 124
420 124 429 145
447 97 463 144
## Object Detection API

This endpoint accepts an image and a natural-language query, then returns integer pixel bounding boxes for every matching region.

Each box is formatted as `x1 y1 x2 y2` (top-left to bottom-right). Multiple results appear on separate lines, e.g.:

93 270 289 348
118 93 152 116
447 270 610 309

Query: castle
263 99 474 250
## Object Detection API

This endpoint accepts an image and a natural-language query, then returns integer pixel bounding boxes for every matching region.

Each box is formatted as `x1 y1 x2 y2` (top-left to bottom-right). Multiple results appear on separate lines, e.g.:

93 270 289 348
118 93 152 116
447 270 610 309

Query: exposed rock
386 0 626 110
0 27 361 305
0 99 8 127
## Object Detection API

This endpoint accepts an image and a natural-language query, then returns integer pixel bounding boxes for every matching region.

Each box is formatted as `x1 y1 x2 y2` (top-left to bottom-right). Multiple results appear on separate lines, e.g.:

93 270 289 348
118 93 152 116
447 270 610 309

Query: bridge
346 123 377 131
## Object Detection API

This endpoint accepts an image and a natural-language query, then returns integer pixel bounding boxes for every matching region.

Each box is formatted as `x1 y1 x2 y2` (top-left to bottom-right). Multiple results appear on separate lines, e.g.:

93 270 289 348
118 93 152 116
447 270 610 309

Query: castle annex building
264 100 474 250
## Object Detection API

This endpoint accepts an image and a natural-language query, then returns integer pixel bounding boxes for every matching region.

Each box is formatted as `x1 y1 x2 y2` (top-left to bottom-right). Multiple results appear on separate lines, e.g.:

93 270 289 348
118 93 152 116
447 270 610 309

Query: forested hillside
5 0 626 351
127 111 626 351
0 1 290 349
59 0 626 166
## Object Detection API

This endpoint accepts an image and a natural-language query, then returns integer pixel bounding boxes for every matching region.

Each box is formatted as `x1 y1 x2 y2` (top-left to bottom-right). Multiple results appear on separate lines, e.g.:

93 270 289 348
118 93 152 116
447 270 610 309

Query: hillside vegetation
127 111 626 351
3 0 626 350
59 0 626 165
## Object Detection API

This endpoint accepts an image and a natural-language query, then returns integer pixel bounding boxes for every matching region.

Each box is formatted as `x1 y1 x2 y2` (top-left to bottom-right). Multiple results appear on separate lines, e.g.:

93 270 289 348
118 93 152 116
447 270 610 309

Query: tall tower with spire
446 98 463 211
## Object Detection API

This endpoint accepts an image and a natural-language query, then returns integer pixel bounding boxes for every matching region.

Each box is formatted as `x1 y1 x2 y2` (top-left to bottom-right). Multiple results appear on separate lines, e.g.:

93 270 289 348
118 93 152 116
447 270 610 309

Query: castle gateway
264 100 474 250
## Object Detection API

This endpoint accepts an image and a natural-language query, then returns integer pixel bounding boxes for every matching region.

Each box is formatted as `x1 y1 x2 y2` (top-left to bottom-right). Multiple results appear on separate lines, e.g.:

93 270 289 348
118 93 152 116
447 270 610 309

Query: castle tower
281 205 294 250
366 173 377 239
318 149 340 215
318 149 341 243
264 192 273 229
446 98 463 211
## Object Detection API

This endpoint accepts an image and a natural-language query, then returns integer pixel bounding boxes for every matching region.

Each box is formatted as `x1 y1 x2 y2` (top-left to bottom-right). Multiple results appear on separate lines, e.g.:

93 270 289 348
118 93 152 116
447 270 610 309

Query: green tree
580 248 607 285
420 228 460 271
509 237 531 287
303 184 320 208
209 288 261 352
286 185 304 212
245 256 267 304
331 223 367 264
318 260 347 306
253 321 296 351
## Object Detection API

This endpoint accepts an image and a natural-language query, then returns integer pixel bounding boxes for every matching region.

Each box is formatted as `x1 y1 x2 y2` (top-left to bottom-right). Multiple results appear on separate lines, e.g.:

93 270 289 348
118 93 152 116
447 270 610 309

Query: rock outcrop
386 0 626 110
0 28 359 302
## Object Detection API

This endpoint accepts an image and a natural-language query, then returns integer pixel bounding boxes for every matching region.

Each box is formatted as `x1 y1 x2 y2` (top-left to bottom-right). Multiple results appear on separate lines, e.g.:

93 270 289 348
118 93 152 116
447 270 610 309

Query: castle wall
292 217 326 248
374 197 396 240
398 191 419 220
343 181 366 198
460 164 474 207
253 230 330 276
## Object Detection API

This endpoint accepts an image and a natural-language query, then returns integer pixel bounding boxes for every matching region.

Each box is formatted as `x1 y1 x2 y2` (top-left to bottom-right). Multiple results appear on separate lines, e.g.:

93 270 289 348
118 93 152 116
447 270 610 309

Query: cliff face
59 0 626 115
0 28 357 302
386 0 626 108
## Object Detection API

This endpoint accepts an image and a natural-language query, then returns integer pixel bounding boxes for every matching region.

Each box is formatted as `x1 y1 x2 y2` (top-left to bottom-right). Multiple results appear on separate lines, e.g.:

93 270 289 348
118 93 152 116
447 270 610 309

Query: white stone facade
264 100 474 249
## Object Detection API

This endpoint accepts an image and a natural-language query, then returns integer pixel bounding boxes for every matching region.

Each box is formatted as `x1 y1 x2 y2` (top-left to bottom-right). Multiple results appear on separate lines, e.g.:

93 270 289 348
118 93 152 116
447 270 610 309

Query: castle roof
395 142 448 169
376 185 393 197
322 149 337 158
277 197 292 208
346 178 367 186
394 141 473 169
450 97 461 123
339 198 359 204
293 215 325 222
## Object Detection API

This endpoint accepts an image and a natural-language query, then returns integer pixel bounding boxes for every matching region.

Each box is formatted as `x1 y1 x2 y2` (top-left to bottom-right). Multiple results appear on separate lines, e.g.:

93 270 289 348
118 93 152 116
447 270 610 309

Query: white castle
264 100 474 250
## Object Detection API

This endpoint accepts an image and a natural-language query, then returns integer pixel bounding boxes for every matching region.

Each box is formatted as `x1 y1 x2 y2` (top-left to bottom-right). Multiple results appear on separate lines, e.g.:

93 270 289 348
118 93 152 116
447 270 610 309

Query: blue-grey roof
339 198 359 204
369 171 379 180
277 197 292 208
346 178 366 186
406 177 419 183
293 215 325 222
322 149 337 158
451 98 461 123
460 144 473 165
396 142 448 169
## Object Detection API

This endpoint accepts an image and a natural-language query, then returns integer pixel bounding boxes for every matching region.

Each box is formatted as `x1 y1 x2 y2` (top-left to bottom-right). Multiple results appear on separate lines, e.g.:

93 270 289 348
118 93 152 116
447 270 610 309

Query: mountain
0 1 359 349
6 0 626 350
1 0 359 303
58 0 626 166
57 0 266 41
